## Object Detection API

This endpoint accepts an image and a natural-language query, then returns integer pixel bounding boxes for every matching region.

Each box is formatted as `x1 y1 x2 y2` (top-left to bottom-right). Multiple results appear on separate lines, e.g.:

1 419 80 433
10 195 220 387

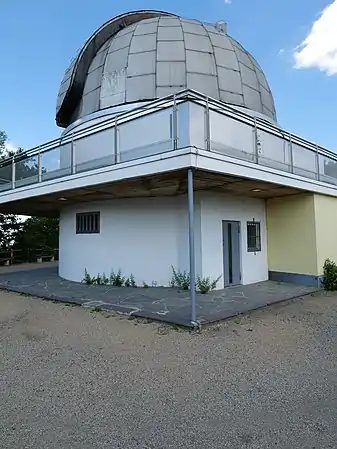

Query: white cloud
5 141 18 153
294 1 337 75
224 0 232 3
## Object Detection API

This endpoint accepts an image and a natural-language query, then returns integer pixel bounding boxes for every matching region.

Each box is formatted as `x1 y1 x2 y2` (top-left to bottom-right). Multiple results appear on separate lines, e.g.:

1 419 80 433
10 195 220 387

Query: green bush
322 258 337 291
83 269 95 285
82 269 137 287
170 266 190 290
124 274 137 288
109 269 125 287
196 275 221 294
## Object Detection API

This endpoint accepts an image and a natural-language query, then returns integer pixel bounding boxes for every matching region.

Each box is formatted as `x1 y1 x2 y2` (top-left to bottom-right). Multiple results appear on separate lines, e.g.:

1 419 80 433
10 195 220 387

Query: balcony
1 89 337 202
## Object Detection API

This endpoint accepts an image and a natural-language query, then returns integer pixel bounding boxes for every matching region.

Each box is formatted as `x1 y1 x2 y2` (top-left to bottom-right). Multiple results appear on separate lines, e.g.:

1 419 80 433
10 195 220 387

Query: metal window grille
76 212 100 234
247 221 261 252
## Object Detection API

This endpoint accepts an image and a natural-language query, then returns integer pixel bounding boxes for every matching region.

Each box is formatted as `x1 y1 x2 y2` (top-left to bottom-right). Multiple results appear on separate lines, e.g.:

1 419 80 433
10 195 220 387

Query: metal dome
56 10 276 128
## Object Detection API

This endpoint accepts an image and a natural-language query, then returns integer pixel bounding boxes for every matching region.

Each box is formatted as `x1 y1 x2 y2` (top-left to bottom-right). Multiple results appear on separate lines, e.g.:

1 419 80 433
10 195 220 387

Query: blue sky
1 0 336 150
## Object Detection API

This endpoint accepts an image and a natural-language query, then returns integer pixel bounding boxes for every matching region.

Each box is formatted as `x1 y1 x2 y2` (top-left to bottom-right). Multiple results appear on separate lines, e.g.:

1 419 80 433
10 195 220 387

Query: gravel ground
0 290 337 449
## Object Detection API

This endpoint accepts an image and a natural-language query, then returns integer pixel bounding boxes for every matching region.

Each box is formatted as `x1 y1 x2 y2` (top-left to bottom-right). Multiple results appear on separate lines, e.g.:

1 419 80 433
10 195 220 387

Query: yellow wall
266 194 318 275
314 194 337 273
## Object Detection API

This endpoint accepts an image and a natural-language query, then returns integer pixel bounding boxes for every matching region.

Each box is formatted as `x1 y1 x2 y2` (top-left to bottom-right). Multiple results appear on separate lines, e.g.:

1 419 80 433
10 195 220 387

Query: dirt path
0 290 336 448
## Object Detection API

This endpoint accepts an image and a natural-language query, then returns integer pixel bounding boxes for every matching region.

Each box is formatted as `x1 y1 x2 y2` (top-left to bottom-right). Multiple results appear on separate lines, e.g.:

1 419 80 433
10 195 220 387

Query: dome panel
214 47 239 71
158 17 183 27
129 33 157 53
133 19 159 35
240 64 259 90
185 33 212 52
157 61 186 86
220 90 244 106
56 10 277 128
187 73 219 99
157 25 183 40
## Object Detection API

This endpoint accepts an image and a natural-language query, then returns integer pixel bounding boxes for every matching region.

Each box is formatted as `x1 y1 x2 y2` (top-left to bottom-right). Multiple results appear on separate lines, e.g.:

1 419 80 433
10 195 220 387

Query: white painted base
59 192 268 288
59 196 193 285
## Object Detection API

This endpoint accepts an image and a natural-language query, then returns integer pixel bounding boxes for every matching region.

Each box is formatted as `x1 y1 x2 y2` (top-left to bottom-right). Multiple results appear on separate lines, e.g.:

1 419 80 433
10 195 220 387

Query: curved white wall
58 191 267 288
59 196 201 285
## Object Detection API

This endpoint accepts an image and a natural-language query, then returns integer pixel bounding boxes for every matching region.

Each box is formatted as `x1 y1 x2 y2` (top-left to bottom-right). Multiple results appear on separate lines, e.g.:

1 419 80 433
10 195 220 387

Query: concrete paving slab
0 264 320 326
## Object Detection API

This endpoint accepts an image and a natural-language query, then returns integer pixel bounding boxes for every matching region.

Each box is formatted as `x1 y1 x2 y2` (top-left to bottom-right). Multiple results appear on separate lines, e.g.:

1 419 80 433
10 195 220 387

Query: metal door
222 221 241 287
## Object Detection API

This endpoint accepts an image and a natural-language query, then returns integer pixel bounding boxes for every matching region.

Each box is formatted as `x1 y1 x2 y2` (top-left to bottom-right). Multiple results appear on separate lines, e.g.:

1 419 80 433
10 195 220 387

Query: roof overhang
1 148 335 217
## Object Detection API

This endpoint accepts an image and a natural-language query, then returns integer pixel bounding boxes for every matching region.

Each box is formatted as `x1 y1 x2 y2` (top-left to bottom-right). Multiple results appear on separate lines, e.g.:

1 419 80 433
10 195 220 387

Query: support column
11 155 15 189
71 136 76 175
114 116 119 164
188 168 197 323
38 152 42 183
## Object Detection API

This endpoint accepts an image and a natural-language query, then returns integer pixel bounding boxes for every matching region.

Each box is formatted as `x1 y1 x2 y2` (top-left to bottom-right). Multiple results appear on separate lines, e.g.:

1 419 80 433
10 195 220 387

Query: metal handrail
2 89 337 166
1 89 337 193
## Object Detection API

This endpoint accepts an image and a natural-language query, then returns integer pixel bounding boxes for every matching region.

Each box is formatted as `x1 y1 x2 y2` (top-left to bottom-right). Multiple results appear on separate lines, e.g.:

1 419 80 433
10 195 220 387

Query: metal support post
289 133 294 173
11 155 15 189
173 95 178 150
315 145 320 181
205 97 210 151
114 116 119 164
71 136 76 175
188 168 197 324
38 152 42 182
253 118 259 164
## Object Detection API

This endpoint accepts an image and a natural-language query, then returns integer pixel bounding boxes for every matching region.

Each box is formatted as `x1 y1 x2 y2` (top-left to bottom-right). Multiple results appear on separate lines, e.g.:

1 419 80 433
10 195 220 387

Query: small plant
124 274 137 288
196 275 221 294
95 273 103 285
83 268 95 285
142 281 149 288
170 266 190 290
130 274 137 288
102 273 109 285
91 306 102 313
124 277 131 287
83 268 137 288
110 269 125 287
322 258 337 291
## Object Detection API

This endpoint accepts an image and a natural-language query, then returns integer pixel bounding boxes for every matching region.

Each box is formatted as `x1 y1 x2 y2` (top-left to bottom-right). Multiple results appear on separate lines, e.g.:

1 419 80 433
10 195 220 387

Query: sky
1 0 337 151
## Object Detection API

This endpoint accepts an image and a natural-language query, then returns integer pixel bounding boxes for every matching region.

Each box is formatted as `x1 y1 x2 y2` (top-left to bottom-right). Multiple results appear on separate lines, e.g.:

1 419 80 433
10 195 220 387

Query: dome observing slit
56 10 276 129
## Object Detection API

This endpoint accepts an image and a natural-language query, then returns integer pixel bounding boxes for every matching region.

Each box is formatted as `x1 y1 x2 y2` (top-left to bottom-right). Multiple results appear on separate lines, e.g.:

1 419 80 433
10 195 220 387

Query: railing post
114 116 119 164
11 155 15 189
289 133 294 173
38 152 42 182
71 136 76 174
315 145 320 181
173 95 178 150
205 97 210 151
253 118 259 164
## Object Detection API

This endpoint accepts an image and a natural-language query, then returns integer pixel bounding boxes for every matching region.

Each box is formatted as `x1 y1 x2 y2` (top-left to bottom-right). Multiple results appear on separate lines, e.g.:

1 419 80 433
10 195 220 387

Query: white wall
199 191 268 287
58 191 267 289
59 195 201 286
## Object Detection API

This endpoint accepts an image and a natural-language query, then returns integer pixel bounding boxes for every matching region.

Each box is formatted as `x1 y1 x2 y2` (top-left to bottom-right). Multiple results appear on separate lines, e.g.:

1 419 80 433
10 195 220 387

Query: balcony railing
1 89 337 193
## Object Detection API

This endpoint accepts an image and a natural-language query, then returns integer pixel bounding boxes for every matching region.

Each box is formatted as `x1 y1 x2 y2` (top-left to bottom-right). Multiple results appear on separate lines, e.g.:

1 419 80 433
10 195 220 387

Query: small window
76 212 100 234
247 221 261 252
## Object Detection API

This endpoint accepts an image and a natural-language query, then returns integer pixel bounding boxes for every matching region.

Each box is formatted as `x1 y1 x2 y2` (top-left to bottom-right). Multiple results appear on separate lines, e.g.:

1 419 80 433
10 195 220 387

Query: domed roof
56 10 276 128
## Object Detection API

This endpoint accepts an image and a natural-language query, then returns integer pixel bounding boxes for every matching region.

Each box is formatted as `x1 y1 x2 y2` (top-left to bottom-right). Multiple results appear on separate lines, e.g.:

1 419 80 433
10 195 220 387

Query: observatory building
1 10 337 308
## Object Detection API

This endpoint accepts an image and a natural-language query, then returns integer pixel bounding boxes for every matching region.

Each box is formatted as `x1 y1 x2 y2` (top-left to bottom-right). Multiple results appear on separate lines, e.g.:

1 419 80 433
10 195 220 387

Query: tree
0 131 21 252
14 216 59 255
0 131 59 262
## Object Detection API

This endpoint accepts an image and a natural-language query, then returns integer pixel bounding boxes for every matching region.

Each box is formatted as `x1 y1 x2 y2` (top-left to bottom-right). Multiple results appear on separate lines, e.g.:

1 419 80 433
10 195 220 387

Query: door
222 221 241 287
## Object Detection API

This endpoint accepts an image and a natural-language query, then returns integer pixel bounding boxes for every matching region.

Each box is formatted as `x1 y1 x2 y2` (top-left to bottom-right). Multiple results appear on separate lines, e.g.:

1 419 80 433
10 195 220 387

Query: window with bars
247 221 261 252
76 212 100 234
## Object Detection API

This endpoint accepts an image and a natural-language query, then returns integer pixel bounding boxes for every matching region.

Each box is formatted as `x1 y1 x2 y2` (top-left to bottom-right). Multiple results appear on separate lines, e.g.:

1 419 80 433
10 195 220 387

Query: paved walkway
0 264 319 326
